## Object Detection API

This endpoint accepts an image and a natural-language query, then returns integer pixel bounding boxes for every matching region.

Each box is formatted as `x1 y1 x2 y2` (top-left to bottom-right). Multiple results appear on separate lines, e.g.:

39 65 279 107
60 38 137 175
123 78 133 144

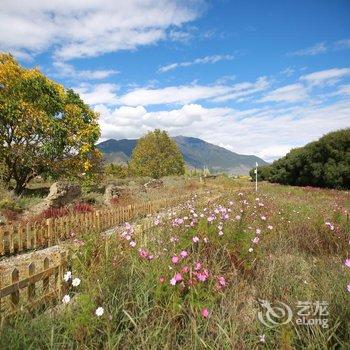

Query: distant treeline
250 129 350 189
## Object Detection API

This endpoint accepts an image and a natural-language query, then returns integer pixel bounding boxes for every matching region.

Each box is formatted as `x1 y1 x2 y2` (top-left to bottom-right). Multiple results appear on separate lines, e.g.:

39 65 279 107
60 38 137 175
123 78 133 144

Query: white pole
255 162 258 192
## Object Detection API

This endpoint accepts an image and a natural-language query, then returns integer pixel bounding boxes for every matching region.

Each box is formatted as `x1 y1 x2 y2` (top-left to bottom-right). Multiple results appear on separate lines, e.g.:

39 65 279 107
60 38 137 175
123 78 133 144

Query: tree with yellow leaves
0 53 101 194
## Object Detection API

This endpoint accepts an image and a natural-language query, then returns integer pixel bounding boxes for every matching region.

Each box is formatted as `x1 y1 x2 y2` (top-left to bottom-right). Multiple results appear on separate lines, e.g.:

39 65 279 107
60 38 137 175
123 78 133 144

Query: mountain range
97 136 268 175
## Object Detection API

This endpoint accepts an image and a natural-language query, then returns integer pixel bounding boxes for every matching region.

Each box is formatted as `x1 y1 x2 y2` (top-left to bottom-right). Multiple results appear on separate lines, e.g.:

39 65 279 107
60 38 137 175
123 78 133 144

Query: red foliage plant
38 202 94 221
1 209 19 222
72 202 94 213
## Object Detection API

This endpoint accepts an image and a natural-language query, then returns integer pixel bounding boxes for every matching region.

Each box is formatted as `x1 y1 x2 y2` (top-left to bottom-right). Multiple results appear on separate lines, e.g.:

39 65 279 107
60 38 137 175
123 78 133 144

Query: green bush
250 129 350 189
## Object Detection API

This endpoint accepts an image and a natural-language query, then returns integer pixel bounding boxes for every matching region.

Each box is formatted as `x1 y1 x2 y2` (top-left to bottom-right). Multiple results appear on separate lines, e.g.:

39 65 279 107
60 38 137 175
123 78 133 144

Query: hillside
97 136 267 175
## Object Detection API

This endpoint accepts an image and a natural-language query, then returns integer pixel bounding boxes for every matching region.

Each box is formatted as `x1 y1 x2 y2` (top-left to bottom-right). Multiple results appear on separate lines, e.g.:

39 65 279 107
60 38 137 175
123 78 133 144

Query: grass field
1 179 349 349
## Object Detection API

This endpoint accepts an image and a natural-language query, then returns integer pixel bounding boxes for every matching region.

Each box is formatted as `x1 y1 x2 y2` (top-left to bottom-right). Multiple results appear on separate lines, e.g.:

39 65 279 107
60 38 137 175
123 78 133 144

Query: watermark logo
257 299 329 328
258 299 293 327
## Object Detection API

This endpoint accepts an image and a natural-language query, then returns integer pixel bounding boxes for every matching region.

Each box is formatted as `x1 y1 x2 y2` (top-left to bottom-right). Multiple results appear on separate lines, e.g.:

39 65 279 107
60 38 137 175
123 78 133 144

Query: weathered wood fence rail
0 251 67 318
0 194 192 257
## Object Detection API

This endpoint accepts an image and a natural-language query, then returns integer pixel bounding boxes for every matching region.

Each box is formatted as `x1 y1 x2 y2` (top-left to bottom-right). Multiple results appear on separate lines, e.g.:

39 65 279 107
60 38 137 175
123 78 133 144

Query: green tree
0 53 101 194
256 128 350 189
130 129 185 178
105 163 130 178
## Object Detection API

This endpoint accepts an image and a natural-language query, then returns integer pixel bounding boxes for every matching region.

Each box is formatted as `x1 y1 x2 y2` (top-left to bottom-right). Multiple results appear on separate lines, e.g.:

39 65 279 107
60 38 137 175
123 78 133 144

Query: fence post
96 211 101 232
9 225 14 254
47 219 53 247
28 262 36 302
0 227 4 256
43 257 50 295
17 224 23 253
11 268 19 309
26 222 31 250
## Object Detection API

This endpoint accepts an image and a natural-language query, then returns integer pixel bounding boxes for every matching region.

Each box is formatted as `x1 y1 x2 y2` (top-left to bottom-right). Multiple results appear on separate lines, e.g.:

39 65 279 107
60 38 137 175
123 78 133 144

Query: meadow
0 178 349 349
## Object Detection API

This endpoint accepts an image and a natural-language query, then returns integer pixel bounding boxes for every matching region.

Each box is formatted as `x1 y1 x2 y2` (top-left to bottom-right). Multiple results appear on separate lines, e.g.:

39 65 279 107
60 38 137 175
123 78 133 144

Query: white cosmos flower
63 271 72 282
72 278 81 287
62 295 71 304
95 307 104 317
248 248 254 253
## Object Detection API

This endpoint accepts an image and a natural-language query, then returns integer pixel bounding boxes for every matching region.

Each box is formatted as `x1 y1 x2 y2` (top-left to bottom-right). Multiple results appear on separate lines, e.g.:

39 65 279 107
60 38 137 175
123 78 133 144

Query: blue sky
1 0 350 161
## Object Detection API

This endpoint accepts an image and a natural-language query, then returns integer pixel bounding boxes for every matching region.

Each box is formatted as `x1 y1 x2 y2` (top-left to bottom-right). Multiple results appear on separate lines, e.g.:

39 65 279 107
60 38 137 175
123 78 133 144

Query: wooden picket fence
0 194 192 257
0 251 67 318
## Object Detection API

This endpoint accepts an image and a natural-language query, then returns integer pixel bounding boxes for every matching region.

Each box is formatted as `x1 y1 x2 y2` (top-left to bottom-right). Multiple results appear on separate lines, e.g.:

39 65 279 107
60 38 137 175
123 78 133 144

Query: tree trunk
14 181 26 195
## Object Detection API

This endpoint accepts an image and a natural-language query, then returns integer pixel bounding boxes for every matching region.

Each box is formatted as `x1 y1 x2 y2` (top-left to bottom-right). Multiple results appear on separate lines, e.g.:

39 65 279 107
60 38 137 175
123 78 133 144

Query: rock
104 184 126 205
33 182 81 213
144 179 163 189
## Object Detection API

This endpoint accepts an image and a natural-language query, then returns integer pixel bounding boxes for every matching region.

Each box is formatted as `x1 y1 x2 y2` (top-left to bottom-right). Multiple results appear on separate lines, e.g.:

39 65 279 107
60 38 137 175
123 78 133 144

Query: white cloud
334 39 350 49
53 61 118 80
213 77 270 102
259 83 308 103
0 0 204 60
335 84 350 96
158 54 233 73
116 77 269 106
96 98 350 162
300 68 350 86
75 83 120 105
118 84 231 106
287 42 327 57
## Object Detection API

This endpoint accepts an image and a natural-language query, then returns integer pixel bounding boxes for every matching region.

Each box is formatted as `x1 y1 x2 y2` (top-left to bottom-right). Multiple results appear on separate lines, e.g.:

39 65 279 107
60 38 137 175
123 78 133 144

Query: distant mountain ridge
97 136 268 175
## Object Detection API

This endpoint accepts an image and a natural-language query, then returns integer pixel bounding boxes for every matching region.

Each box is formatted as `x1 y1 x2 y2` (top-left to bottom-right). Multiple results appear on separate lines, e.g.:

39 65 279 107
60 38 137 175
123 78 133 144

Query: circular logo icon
257 299 293 328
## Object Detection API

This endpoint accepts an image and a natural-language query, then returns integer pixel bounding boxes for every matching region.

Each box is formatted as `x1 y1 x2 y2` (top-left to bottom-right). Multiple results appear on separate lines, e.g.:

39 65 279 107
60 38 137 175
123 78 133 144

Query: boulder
144 179 163 189
104 184 126 205
33 182 81 212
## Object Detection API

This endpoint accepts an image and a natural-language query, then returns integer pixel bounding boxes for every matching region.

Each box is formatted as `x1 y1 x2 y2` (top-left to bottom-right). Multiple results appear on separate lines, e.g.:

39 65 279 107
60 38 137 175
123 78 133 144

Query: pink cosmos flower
182 265 189 273
252 237 260 244
345 258 350 268
261 216 266 221
139 249 148 258
130 241 136 247
235 215 241 221
159 277 165 283
194 262 202 271
347 283 350 293
180 250 188 258
196 272 208 282
170 277 176 286
172 255 180 264
256 228 261 235
207 215 215 223
175 273 182 282
201 308 209 318
192 236 199 243
217 276 226 287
